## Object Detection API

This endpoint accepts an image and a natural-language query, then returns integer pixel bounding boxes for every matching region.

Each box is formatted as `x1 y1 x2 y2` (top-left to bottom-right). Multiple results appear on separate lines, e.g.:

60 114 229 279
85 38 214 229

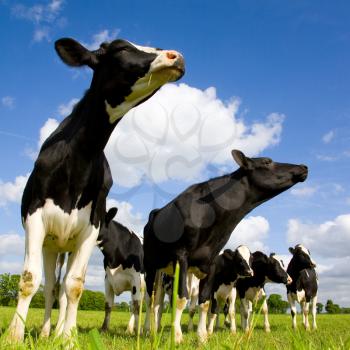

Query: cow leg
101 277 114 332
228 288 237 333
188 291 197 332
197 271 214 343
40 249 58 337
144 269 156 334
127 273 142 334
287 293 297 330
240 298 250 332
62 227 99 337
153 272 165 332
208 297 218 335
303 301 310 330
174 257 189 344
55 279 68 336
262 298 270 332
8 212 45 342
311 295 317 330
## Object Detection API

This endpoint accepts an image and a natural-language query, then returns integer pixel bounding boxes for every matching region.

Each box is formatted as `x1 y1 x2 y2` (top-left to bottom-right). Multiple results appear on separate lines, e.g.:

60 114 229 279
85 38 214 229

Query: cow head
224 246 254 278
266 253 292 285
231 150 308 200
289 244 316 269
55 38 185 123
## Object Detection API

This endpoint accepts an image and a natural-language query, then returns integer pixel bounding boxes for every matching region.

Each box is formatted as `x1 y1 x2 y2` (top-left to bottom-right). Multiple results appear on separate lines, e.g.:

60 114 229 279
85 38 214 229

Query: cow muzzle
287 275 293 285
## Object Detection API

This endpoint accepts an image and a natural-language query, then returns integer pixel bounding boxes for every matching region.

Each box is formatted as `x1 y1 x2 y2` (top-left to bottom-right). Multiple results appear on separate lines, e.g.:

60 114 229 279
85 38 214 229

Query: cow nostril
166 51 177 60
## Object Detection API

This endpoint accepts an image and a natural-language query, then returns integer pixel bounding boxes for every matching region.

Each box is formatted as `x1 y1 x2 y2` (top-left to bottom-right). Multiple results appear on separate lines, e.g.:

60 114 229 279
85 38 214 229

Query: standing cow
8 37 184 342
287 244 318 330
98 207 144 334
228 252 292 333
143 150 308 343
205 246 254 336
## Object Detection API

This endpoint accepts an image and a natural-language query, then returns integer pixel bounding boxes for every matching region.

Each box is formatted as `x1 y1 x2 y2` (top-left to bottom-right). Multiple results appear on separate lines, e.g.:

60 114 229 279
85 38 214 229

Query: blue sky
1 0 350 305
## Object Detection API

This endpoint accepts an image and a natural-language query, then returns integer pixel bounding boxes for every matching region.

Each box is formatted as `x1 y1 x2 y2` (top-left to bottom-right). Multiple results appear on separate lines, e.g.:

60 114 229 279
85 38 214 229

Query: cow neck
65 89 119 156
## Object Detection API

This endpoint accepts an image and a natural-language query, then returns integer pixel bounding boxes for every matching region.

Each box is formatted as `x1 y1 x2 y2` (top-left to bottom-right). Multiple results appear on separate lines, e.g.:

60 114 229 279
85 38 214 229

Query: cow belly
245 287 263 302
40 198 93 251
215 283 234 302
106 266 137 296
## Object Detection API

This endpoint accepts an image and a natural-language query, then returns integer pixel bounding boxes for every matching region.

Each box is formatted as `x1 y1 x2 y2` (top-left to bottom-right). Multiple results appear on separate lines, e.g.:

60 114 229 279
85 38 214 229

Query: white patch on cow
188 266 207 279
297 244 310 257
41 199 93 252
271 254 285 270
244 287 263 302
106 265 138 296
129 42 160 55
216 283 235 302
237 245 251 267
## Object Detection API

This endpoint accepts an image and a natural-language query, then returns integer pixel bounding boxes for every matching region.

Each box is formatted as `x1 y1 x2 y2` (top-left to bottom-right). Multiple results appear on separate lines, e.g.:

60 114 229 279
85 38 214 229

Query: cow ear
231 150 252 169
288 247 295 255
223 249 235 260
270 252 275 258
55 38 99 68
105 207 118 225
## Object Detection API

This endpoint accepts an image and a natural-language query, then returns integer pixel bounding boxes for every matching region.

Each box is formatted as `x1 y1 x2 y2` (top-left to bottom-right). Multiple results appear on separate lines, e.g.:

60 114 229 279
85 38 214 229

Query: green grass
0 307 349 349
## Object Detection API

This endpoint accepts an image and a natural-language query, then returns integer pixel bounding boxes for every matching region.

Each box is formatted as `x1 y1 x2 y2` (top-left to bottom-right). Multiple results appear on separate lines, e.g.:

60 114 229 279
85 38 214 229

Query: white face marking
271 254 285 270
237 245 251 267
297 244 310 257
105 42 183 124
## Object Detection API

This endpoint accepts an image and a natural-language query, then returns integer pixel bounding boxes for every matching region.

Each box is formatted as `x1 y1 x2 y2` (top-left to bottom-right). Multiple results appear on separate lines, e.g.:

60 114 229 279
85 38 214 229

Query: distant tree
31 285 45 308
325 299 341 314
0 273 20 306
267 294 289 314
341 307 350 314
119 301 129 311
79 290 105 310
316 302 323 314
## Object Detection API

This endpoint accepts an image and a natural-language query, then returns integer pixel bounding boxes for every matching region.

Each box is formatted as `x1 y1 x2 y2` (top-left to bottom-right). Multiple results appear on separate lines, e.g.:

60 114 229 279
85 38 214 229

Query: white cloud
33 26 50 42
57 98 79 117
0 174 29 207
322 130 335 144
225 216 270 252
1 96 15 109
0 233 24 255
287 214 350 258
11 0 65 42
83 29 120 50
39 117 59 147
290 185 317 198
106 198 145 236
106 83 284 188
316 154 337 161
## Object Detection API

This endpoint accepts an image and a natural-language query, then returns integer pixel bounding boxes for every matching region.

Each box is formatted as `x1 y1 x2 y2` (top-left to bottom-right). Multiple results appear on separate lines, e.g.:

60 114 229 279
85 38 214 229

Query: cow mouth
158 66 185 81
293 166 308 183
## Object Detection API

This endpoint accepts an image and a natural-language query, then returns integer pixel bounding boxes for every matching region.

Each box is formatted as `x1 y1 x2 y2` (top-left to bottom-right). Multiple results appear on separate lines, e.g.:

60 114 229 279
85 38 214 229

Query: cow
143 149 308 343
98 207 144 334
204 246 254 337
286 244 318 330
7 37 184 342
221 252 292 334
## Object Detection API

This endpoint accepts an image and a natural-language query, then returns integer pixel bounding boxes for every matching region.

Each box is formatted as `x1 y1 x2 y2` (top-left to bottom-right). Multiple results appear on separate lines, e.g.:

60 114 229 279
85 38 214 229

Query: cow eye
263 158 272 166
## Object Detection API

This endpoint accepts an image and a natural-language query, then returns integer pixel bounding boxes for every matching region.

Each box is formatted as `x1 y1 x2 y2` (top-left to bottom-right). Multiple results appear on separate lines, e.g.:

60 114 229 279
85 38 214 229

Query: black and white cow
286 244 318 330
98 207 144 334
204 246 254 336
143 149 308 343
8 37 184 342
224 252 292 333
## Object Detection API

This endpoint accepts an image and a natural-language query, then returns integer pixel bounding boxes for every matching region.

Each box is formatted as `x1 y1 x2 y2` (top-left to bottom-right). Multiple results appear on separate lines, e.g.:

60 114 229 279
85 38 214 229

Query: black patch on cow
132 286 137 295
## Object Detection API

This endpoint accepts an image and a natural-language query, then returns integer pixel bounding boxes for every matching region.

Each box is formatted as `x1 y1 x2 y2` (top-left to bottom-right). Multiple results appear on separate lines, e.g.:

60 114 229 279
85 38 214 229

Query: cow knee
65 276 84 303
19 270 38 297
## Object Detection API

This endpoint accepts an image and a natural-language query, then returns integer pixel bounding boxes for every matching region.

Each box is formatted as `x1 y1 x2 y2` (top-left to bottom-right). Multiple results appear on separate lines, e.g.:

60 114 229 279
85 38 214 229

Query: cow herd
6 37 318 345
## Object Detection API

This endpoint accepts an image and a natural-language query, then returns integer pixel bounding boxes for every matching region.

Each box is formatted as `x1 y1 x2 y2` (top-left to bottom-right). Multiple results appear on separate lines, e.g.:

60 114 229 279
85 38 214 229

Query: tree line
1 273 349 313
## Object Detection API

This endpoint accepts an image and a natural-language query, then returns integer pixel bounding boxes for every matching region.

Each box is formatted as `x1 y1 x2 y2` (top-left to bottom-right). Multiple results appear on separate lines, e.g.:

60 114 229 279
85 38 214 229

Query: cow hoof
230 328 236 334
198 331 208 343
175 331 183 344
6 327 24 344
40 329 50 338
100 327 108 333
126 327 135 335
264 327 271 333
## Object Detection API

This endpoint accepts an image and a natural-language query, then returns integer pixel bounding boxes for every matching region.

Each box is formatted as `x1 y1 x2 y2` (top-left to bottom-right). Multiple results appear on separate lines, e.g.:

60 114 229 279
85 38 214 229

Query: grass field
0 306 349 349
